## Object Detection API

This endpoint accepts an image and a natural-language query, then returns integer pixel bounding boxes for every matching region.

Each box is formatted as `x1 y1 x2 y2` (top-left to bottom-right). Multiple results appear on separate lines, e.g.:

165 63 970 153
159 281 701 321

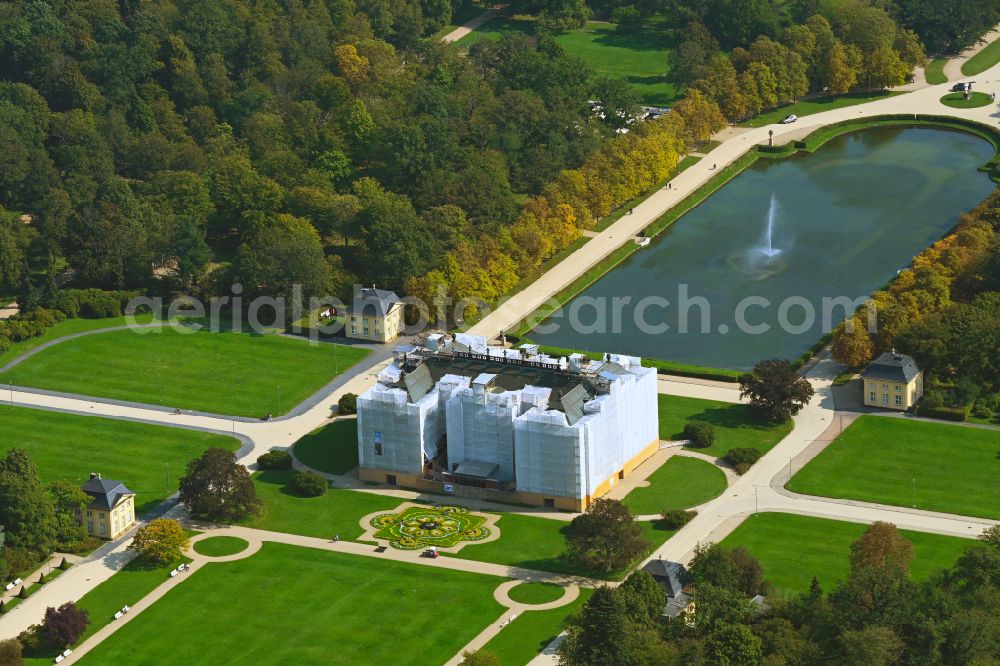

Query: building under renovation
356 334 659 511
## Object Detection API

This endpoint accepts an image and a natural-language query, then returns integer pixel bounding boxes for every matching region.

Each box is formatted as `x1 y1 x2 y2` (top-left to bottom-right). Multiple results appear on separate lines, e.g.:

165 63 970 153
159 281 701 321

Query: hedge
916 404 969 422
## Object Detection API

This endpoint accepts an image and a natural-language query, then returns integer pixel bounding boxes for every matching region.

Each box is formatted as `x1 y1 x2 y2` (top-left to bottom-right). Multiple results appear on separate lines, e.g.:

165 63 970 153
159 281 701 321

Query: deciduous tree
739 359 814 421
178 448 261 521
128 518 189 564
43 602 88 647
565 498 648 573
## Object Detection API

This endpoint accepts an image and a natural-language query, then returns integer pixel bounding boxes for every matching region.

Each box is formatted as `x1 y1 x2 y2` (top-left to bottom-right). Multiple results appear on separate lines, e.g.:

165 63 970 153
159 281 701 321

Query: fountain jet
762 193 782 259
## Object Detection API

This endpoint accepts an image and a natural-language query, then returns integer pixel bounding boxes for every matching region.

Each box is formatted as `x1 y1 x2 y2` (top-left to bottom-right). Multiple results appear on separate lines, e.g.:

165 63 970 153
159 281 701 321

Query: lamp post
768 129 773 147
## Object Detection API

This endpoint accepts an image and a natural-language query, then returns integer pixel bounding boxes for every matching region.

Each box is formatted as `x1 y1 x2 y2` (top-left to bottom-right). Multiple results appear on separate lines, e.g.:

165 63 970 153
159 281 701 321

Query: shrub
337 393 358 415
16 624 44 653
972 404 994 419
725 448 762 475
257 450 293 470
660 509 696 529
290 471 328 497
979 392 1000 412
921 390 945 409
683 421 715 448
611 5 642 28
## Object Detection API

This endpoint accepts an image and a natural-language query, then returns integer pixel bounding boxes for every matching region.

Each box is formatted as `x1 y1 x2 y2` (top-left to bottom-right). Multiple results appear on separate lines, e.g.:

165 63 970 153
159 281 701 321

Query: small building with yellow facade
77 473 136 541
346 287 404 343
862 351 923 411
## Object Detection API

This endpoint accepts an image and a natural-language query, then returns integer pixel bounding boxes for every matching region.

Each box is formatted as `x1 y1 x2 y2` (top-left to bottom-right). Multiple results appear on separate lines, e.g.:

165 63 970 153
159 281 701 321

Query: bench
4 583 12 591
114 611 123 620
54 656 63 663
169 569 178 577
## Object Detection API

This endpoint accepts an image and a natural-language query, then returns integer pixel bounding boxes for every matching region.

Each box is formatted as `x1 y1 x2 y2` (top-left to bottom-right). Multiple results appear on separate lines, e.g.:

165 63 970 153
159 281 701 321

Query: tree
0 449 55 552
128 518 189 564
619 570 665 625
739 61 779 116
234 213 333 307
565 498 648 572
838 625 904 665
458 650 500 666
337 393 358 415
178 448 261 521
43 602 89 647
739 359 814 421
831 315 874 367
592 77 641 133
849 522 913 574
706 622 764 666
0 638 22 665
863 46 908 90
558 587 632 666
46 480 90 547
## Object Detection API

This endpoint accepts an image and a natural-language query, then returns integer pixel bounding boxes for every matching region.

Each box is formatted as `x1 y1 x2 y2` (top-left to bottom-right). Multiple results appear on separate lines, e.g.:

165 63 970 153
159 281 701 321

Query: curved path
943 22 1000 81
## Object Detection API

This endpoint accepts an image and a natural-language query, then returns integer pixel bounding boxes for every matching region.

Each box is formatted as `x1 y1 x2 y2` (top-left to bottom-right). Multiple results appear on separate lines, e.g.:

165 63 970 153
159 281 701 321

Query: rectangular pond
529 127 996 369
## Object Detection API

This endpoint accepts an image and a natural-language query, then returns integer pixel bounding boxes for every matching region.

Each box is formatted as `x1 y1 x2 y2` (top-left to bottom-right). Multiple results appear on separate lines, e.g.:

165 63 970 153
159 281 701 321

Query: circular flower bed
370 505 491 550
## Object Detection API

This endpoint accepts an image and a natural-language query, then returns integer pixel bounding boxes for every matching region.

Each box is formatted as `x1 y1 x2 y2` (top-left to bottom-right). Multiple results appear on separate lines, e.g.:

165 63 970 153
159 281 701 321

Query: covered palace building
356 334 659 511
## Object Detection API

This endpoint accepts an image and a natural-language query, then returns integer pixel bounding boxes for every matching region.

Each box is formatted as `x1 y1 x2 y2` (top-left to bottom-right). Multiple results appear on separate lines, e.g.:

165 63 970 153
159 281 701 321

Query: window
869 391 876 403
351 325 357 335
895 384 902 392
386 474 397 486
895 395 902 407
363 328 369 336
98 512 104 518
99 523 106 534
543 498 555 508
86 521 93 534
882 394 889 405
374 443 383 456
882 383 889 391
86 510 92 517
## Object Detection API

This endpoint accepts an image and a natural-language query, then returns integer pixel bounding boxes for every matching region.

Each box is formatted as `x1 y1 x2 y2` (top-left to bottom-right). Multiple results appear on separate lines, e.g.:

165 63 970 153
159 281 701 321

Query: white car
780 114 798 124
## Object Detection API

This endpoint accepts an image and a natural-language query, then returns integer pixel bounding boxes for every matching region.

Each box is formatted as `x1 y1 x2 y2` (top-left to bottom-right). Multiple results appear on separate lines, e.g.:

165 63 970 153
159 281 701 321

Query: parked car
951 82 970 92
780 114 798 124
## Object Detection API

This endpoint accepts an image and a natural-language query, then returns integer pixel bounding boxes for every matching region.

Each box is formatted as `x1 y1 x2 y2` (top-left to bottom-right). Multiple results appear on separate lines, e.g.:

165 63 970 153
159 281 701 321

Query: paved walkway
943 22 1000 81
440 8 499 43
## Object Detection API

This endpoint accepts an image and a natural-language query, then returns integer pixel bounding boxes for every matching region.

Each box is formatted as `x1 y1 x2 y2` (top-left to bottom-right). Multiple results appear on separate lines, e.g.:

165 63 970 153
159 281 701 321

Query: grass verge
479 588 593 664
291 419 360 475
925 58 948 84
621 455 727 516
962 37 1000 76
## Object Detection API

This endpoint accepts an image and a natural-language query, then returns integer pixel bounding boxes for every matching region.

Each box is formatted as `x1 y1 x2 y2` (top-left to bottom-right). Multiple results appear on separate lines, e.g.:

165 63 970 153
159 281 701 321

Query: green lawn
622 455 727 515
0 326 369 416
0 405 238 514
193 536 249 557
0 313 155 367
480 588 593 664
962 37 1000 76
788 416 1000 519
459 17 682 105
741 91 903 128
24 555 189 665
721 513 974 598
78 543 505 666
507 581 567 605
925 58 948 84
659 394 791 458
448 511 675 580
239 471 403 540
292 419 359 474
939 91 993 108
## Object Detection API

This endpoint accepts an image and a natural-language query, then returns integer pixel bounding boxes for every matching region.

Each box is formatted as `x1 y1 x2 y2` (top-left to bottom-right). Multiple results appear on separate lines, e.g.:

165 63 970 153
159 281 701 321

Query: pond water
530 127 996 369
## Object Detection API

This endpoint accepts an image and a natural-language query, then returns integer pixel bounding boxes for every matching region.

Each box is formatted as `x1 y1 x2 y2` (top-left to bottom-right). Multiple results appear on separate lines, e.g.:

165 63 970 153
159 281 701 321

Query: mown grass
925 58 948 84
939 91 993 108
788 416 1000 519
479 588 593 664
721 512 974 598
621 455 727 516
962 37 1000 76
292 419 360 475
0 326 369 416
0 405 238 515
659 394 791 459
77 543 505 666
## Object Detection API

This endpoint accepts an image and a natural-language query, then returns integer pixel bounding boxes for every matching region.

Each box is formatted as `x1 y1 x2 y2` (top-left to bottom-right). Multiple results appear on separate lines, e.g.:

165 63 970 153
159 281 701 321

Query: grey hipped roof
348 288 400 318
862 351 920 383
642 559 693 617
454 460 499 479
82 475 134 511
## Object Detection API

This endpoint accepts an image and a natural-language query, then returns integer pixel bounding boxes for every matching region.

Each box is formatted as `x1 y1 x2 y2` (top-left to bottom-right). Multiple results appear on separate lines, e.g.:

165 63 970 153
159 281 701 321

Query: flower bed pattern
370 505 492 550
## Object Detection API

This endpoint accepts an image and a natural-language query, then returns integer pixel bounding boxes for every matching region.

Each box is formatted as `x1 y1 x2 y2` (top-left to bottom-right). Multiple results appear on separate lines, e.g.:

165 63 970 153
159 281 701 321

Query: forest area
0 0 997 332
